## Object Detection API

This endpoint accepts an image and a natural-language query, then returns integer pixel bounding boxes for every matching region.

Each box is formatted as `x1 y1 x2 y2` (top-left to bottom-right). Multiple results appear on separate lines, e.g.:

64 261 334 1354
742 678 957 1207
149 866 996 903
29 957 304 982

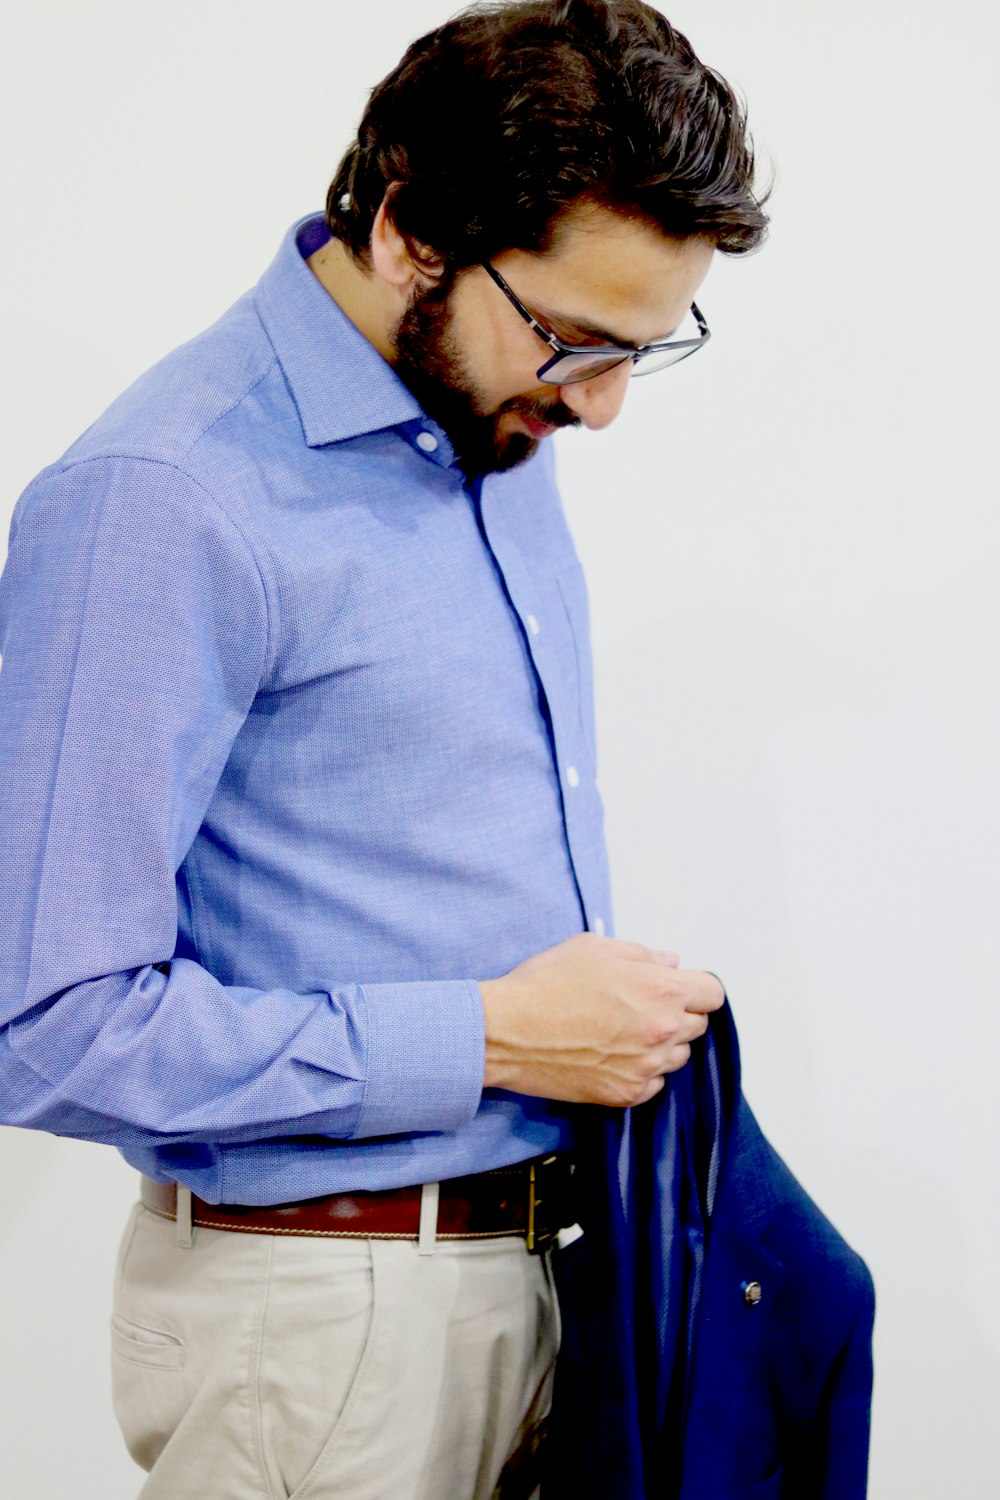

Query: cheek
450 278 542 405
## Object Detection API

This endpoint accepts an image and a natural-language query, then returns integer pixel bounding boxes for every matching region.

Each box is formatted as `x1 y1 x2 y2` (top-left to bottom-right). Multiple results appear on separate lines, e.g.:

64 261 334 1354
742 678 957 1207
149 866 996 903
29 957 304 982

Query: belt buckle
526 1154 560 1254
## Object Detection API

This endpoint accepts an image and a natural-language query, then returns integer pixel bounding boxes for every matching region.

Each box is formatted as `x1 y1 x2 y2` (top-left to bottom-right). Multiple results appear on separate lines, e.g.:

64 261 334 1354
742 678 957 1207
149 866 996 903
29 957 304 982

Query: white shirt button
566 765 580 788
526 613 540 636
416 430 439 453
593 916 605 936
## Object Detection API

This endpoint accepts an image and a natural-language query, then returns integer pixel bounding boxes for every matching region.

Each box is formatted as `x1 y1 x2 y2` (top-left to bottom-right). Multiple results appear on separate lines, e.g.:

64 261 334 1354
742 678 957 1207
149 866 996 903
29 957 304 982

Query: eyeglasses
481 262 710 385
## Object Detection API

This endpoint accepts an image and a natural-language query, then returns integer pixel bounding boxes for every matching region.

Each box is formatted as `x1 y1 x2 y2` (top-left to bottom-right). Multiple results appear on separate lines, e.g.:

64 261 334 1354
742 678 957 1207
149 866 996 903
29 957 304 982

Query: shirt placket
473 472 608 937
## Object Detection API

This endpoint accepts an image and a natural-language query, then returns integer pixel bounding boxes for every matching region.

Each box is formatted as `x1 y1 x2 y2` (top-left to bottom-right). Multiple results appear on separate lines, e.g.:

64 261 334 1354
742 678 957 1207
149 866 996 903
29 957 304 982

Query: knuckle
603 1071 656 1109
656 1012 681 1043
654 968 680 999
637 962 671 994
640 1015 673 1048
665 1043 692 1073
634 1071 660 1104
598 1077 629 1109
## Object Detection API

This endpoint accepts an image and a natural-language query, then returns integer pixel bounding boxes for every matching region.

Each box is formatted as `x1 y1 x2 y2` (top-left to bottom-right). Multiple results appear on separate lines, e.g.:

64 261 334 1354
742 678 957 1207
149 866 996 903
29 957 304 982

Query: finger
681 1011 710 1040
638 1075 666 1104
648 1015 710 1080
663 1042 692 1073
611 940 681 967
676 970 727 1013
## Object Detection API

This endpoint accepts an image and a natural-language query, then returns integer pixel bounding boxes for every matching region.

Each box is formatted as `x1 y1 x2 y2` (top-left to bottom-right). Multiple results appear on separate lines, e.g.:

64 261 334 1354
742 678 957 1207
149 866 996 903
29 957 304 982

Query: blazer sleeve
816 1258 876 1499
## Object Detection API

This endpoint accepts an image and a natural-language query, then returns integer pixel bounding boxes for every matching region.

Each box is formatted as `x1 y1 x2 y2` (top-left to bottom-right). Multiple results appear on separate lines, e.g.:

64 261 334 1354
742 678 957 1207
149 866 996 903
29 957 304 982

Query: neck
306 235 398 365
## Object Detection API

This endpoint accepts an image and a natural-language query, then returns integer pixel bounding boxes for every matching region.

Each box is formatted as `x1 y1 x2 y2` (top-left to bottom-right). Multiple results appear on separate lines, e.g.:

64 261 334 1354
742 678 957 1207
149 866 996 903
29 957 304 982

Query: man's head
325 0 769 477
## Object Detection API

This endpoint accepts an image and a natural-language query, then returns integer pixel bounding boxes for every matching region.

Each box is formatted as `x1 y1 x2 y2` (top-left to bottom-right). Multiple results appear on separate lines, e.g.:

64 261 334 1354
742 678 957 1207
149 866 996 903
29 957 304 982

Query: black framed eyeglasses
481 262 710 385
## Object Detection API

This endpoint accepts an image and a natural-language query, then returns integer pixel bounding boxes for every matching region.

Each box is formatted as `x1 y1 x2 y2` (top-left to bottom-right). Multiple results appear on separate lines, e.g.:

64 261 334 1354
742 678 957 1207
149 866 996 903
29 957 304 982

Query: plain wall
2 3 997 1496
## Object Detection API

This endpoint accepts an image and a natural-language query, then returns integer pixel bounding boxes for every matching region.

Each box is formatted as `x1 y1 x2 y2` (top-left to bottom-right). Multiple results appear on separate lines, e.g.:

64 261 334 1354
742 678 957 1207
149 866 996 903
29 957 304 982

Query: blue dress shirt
0 211 615 1204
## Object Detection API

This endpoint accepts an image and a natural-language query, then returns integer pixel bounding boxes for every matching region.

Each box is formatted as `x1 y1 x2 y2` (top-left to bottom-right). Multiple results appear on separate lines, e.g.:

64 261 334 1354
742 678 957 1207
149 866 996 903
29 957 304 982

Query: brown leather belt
139 1151 578 1253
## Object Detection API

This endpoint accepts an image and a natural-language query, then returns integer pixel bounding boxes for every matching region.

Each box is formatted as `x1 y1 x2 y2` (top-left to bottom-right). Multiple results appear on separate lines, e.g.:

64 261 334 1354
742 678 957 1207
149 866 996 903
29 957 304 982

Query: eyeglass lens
543 342 702 384
540 304 706 384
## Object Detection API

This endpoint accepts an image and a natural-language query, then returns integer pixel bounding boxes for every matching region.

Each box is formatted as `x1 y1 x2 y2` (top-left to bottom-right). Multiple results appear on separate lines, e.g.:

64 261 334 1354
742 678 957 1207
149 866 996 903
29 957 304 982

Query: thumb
652 949 681 967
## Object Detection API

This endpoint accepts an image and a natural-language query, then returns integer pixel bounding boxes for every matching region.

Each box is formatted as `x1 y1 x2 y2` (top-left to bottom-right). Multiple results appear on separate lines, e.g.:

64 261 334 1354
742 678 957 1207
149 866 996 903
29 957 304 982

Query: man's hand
478 932 725 1107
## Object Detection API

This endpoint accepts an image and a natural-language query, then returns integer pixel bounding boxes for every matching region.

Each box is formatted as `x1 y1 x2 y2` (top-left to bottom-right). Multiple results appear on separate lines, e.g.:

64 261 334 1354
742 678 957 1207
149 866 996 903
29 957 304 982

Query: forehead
492 202 714 344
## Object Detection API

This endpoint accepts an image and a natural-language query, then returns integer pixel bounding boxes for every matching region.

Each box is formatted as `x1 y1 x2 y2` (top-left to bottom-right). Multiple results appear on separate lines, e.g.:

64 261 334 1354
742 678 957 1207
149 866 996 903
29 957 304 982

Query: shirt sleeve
0 455 485 1148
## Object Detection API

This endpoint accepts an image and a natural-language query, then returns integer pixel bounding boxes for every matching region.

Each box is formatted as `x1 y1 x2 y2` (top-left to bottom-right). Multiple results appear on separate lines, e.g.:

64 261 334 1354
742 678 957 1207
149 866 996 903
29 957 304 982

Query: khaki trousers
110 1191 562 1500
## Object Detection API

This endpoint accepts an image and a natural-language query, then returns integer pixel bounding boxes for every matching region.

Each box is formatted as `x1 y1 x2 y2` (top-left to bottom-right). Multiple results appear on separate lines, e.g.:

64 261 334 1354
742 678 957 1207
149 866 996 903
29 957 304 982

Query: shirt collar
254 211 425 448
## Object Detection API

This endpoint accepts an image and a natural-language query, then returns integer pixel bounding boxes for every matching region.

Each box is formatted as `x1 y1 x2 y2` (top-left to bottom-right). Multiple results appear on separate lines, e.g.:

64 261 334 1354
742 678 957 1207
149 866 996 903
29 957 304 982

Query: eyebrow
534 302 681 349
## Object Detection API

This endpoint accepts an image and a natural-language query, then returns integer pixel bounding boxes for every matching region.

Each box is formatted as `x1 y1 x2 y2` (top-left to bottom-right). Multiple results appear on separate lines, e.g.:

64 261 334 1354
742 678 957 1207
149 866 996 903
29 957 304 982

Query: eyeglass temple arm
481 264 563 351
485 263 709 354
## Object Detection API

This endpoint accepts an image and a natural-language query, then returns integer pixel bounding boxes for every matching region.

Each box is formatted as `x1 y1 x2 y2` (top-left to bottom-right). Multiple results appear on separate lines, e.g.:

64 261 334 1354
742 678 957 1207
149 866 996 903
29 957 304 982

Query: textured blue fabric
544 998 875 1499
0 211 614 1204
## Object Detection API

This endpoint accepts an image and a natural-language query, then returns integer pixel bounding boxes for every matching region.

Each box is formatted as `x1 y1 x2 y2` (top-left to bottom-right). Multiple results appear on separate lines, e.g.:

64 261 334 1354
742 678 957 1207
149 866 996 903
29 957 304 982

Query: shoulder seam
50 453 275 687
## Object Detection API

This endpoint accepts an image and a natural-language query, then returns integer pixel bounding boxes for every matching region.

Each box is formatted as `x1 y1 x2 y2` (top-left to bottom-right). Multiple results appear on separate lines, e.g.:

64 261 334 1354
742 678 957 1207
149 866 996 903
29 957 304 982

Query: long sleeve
0 455 485 1150
816 1263 876 1499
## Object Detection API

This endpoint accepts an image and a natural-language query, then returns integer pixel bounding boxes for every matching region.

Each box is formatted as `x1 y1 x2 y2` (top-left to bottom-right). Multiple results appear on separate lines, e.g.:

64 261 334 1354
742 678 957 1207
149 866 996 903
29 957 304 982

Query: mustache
501 397 581 430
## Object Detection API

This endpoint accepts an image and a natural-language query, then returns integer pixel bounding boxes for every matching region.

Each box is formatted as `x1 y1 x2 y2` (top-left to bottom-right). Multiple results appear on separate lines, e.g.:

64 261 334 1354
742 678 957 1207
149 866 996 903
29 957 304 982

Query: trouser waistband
139 1150 579 1254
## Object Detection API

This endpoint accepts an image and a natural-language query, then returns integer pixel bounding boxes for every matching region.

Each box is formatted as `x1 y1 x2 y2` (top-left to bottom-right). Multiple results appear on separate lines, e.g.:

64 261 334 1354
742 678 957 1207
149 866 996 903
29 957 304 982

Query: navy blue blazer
542 995 875 1499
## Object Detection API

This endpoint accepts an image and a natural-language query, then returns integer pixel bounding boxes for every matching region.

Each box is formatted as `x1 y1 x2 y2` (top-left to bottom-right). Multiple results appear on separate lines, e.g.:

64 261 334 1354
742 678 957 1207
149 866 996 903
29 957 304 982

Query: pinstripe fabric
0 212 614 1205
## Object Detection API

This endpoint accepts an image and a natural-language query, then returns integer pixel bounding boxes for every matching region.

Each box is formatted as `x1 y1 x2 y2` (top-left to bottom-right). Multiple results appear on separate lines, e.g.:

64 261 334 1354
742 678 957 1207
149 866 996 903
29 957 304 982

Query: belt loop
175 1184 194 1249
418 1180 439 1256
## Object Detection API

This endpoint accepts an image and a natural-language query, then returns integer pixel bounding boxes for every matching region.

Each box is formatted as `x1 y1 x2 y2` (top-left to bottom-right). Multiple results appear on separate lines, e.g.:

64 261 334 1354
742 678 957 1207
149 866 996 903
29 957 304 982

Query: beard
391 275 580 481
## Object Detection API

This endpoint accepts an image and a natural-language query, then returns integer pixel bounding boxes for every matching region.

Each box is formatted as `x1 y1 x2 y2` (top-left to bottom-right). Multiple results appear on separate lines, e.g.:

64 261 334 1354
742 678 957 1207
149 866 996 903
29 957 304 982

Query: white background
2 2 998 1496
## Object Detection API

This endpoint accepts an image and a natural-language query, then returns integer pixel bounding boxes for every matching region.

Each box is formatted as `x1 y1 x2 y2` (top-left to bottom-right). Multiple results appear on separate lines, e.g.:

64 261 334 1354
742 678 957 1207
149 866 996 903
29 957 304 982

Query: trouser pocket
109 1204 190 1470
108 1201 272 1497
110 1310 188 1469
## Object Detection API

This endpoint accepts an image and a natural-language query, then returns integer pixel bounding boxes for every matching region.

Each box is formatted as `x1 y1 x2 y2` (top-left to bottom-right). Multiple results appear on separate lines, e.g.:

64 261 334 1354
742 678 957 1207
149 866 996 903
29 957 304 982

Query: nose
556 359 632 430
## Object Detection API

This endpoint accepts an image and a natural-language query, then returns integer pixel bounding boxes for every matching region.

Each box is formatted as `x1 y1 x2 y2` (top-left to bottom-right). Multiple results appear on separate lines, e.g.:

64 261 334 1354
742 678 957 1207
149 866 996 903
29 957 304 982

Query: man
0 2 768 1495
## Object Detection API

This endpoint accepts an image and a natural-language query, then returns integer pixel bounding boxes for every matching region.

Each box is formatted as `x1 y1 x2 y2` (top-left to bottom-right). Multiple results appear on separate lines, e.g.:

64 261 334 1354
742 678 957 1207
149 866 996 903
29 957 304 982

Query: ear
370 188 448 291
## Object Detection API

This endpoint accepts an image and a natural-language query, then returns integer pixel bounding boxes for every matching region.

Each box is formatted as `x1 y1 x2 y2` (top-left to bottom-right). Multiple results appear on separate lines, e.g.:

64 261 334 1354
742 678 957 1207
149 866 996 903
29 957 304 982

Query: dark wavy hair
326 0 769 278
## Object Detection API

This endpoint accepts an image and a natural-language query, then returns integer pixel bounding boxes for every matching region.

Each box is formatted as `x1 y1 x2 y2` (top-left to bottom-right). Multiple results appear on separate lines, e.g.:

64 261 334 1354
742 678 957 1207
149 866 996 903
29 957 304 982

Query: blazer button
741 1280 763 1306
